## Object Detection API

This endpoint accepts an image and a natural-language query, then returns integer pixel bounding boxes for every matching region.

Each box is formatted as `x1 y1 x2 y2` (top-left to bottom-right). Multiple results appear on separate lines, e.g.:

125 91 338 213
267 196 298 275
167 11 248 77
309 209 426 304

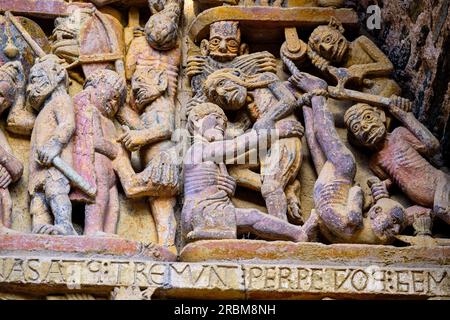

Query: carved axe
282 54 395 109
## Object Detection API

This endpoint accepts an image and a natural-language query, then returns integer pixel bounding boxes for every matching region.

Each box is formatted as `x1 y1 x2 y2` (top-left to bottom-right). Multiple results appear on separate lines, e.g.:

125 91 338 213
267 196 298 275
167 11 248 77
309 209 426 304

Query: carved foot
285 182 303 225
298 209 320 242
33 224 78 236
0 225 19 235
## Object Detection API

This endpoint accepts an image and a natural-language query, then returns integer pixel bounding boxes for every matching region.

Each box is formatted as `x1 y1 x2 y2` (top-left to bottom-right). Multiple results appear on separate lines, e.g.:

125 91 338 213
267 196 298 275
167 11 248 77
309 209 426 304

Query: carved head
204 68 248 111
188 103 227 142
344 103 387 149
131 65 168 111
145 2 180 50
0 61 22 115
53 8 91 41
308 18 349 64
201 21 247 62
84 69 127 118
369 199 405 243
26 54 68 112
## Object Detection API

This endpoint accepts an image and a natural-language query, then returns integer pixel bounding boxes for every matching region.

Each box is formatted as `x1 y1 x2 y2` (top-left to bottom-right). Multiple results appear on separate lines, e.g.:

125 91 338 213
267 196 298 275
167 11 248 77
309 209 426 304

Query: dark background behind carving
347 0 449 165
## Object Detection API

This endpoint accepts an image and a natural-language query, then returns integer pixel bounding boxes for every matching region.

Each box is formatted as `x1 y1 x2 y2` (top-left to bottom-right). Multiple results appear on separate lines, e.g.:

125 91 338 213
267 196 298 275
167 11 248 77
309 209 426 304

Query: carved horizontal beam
0 0 93 18
0 254 448 299
189 6 359 43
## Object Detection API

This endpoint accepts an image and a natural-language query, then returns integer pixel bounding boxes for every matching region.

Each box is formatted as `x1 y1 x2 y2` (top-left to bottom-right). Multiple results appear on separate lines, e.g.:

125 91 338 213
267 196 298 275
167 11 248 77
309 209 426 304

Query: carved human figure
116 0 181 252
344 102 450 225
182 103 318 242
308 18 400 98
304 104 410 244
0 62 24 234
71 69 127 236
204 68 304 222
186 21 277 115
27 54 77 235
291 71 408 244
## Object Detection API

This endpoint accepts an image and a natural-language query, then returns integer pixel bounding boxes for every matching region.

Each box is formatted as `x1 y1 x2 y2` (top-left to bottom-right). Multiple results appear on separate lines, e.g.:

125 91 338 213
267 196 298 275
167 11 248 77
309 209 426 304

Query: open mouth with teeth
366 126 384 144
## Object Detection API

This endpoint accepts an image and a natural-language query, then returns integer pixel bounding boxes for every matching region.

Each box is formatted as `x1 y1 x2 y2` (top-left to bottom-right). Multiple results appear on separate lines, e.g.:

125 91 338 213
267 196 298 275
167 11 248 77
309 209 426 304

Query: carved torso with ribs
372 127 440 207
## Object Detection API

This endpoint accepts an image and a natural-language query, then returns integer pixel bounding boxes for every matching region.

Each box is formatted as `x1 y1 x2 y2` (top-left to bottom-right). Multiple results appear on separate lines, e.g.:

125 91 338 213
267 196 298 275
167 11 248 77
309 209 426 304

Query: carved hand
276 119 305 139
118 127 147 152
389 95 412 113
141 152 180 192
0 164 12 189
37 140 63 166
289 72 327 93
217 173 237 196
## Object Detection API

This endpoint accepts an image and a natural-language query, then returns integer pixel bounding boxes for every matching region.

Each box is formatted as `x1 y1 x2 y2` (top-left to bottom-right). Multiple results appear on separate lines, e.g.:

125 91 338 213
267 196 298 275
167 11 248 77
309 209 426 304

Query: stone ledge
189 6 359 43
0 254 448 299
0 234 177 261
180 240 450 267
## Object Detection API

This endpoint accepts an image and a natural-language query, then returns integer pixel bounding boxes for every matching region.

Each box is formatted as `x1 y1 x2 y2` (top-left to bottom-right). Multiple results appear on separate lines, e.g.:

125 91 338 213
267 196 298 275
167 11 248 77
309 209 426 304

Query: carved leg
30 192 55 234
303 106 326 174
285 179 303 224
0 189 12 228
150 197 177 253
261 138 301 221
103 185 120 235
85 159 111 236
433 173 450 225
346 185 364 230
236 207 317 242
44 174 77 236
228 166 262 191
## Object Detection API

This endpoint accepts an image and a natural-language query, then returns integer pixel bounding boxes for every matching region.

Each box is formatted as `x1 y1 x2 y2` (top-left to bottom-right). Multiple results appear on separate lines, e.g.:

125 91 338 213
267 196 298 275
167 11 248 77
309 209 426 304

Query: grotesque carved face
206 21 241 62
84 69 126 119
199 112 226 142
344 104 387 148
309 25 349 64
204 69 248 111
27 55 67 111
369 199 405 243
188 103 227 142
131 66 168 111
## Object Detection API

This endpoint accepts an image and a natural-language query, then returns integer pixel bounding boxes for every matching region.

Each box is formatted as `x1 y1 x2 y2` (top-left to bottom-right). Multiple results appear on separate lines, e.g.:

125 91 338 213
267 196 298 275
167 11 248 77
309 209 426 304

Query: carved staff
282 54 395 108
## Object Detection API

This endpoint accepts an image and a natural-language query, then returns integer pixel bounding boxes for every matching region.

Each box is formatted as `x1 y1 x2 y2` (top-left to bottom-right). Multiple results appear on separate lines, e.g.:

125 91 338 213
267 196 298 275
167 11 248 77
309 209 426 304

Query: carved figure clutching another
344 102 450 227
0 62 24 234
295 72 408 244
117 0 182 252
71 69 127 236
27 55 77 236
182 103 318 242
307 18 400 98
186 21 277 114
204 68 305 223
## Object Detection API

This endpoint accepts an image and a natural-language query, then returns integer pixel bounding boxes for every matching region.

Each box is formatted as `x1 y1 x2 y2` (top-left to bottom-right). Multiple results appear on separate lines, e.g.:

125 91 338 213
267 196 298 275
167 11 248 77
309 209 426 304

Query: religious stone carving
27 54 78 236
182 102 318 242
0 0 447 301
344 102 450 227
0 61 24 234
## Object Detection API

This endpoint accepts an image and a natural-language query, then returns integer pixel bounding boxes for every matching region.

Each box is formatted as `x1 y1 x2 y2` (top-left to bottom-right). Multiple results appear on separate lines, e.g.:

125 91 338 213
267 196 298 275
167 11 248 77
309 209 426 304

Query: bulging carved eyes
352 124 360 132
210 38 220 45
324 35 333 44
227 40 238 47
364 114 373 120
218 80 226 87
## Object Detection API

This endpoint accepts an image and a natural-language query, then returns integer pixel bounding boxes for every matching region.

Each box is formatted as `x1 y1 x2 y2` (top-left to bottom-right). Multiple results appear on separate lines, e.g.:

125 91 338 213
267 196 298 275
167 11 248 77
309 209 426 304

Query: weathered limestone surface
353 0 450 164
